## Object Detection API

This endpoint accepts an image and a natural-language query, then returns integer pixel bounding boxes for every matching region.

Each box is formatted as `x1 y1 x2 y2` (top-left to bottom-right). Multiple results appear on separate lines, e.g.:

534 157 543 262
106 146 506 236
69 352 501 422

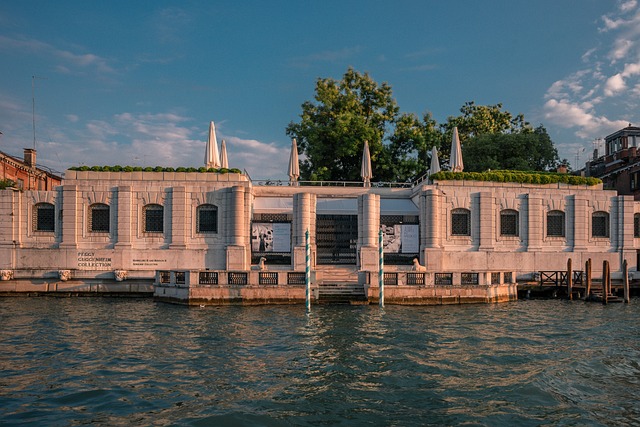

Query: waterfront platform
0 279 154 297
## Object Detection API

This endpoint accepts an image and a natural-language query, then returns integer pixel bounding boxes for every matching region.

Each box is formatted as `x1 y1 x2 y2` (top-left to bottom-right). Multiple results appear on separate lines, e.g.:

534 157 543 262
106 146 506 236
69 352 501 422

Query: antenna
32 75 47 150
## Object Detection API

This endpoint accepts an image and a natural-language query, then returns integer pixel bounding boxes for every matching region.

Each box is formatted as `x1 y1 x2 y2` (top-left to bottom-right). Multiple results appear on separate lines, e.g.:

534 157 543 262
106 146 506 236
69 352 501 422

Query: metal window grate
451 209 470 236
259 272 278 285
500 210 518 236
175 272 186 284
159 271 170 284
407 272 426 286
34 203 55 232
287 272 306 285
434 273 453 286
504 272 513 283
199 271 218 285
144 204 163 233
228 272 248 285
197 205 218 233
592 212 609 238
547 211 565 237
461 272 479 285
491 272 501 284
89 204 110 233
384 272 398 286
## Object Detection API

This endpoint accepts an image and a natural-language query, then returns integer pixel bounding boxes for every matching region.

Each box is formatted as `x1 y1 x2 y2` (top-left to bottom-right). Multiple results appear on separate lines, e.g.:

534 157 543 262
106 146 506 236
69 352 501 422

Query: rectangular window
197 206 218 233
635 215 640 238
451 210 470 236
500 211 519 236
547 212 565 237
35 204 55 232
592 213 609 238
144 206 163 233
90 205 110 233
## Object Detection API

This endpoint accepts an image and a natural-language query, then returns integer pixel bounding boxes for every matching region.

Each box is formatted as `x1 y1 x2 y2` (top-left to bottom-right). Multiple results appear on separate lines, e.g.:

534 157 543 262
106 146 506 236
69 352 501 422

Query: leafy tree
462 125 560 172
286 68 399 181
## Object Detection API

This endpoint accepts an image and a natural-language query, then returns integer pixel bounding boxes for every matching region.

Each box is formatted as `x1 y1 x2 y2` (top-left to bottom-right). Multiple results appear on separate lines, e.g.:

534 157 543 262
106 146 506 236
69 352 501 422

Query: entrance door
316 214 358 265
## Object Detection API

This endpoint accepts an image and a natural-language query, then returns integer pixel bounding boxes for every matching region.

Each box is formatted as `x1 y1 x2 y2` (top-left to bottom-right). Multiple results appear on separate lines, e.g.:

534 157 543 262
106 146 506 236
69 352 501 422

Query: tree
462 125 560 172
286 68 399 181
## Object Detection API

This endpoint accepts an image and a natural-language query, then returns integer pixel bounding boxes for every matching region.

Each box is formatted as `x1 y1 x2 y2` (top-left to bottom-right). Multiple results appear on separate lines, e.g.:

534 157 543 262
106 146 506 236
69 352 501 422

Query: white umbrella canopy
220 139 229 169
430 146 441 175
205 121 221 168
450 126 464 172
361 140 372 187
288 138 300 185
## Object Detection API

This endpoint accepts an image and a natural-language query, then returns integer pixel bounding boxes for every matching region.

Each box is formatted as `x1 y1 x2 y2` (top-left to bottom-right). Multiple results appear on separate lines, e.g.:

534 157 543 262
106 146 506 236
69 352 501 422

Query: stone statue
58 270 71 281
114 270 128 282
259 257 267 271
0 270 14 281
412 258 426 272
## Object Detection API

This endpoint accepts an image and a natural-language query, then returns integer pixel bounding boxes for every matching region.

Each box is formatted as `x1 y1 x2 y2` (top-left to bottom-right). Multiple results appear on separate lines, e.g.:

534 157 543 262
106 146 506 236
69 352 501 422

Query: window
592 211 609 238
143 204 163 233
89 203 110 233
635 214 640 238
17 178 24 190
196 204 218 233
547 210 565 237
451 208 471 236
500 209 519 236
33 203 55 232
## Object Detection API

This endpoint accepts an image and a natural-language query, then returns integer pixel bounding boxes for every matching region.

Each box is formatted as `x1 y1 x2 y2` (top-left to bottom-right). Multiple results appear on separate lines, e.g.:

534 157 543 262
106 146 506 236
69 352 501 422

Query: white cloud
604 73 626 96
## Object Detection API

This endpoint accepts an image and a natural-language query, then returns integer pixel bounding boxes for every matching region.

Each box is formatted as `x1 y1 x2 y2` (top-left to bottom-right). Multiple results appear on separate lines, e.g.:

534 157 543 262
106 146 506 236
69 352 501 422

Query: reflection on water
1 298 639 426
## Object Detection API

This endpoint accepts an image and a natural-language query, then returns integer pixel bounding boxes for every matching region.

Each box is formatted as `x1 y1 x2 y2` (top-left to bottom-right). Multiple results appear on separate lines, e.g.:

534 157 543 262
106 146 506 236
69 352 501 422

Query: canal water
1 298 639 426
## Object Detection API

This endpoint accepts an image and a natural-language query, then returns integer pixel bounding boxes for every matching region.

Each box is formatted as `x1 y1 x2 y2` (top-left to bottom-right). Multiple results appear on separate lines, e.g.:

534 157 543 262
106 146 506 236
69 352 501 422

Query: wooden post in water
566 258 573 300
585 258 592 300
602 260 609 305
623 259 630 304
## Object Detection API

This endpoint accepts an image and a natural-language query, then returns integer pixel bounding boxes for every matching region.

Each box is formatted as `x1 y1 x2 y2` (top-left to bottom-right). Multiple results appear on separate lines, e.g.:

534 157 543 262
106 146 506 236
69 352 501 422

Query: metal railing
199 271 218 285
461 272 479 285
228 272 248 285
259 272 278 285
434 273 453 286
251 179 413 188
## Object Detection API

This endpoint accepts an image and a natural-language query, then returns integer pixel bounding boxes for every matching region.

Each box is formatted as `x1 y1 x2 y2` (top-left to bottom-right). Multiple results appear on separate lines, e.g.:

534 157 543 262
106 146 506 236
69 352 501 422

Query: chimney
24 148 36 168
556 164 568 174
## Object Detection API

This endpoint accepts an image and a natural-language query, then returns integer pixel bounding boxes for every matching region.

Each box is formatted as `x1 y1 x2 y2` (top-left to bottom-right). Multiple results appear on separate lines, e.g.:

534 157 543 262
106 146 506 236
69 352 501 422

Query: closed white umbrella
361 140 372 187
220 139 229 169
450 126 464 172
288 138 300 185
205 121 221 168
430 146 440 175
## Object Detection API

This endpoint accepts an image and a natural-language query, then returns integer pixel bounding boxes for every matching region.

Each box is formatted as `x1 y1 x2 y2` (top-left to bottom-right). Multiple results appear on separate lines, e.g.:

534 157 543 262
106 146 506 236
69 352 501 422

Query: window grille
259 272 278 285
491 272 501 284
451 209 470 236
199 271 218 285
159 271 170 284
287 272 306 285
504 272 513 283
197 204 218 233
89 203 110 233
384 272 398 286
461 272 479 285
434 273 453 285
407 273 426 286
175 271 186 284
635 214 640 238
546 210 565 237
143 204 163 233
500 210 519 236
592 211 609 238
33 203 55 232
228 272 248 285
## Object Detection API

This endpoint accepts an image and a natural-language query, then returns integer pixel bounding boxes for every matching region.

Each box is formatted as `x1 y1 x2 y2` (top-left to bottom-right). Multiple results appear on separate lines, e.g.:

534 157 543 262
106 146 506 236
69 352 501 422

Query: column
170 186 187 249
226 186 246 270
358 193 379 270
60 185 78 248
115 186 132 248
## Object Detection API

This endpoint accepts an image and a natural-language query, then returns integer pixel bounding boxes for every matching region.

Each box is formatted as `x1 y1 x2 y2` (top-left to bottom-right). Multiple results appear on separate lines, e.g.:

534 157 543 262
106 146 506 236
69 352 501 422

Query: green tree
286 68 399 181
462 125 560 172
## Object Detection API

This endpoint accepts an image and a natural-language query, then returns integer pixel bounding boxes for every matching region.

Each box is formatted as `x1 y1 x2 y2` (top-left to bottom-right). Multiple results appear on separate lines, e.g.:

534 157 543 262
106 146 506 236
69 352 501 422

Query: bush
430 170 601 186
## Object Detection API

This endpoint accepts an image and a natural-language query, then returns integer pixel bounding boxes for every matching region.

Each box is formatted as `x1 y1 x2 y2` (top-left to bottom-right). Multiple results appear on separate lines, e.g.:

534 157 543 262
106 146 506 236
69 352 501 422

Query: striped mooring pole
305 229 311 312
379 228 384 308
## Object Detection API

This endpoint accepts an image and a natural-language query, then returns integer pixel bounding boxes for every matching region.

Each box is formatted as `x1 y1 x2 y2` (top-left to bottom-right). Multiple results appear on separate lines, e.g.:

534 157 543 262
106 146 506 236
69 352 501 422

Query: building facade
0 148 62 191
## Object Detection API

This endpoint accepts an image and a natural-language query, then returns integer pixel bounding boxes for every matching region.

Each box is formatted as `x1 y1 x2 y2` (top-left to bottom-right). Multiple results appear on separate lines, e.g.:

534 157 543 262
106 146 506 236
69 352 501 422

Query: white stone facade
0 171 636 282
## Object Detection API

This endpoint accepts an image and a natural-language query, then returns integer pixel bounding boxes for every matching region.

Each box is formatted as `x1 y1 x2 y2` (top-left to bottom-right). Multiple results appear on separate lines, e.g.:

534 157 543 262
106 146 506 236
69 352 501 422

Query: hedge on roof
429 170 601 186
67 165 242 174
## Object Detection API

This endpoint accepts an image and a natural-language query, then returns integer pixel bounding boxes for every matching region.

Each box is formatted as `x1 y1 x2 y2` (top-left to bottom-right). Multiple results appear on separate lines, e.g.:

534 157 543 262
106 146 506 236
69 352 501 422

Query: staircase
316 267 368 304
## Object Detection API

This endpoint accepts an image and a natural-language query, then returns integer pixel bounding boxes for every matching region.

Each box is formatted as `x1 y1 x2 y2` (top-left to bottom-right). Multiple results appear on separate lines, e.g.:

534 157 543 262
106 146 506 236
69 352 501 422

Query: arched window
89 203 110 233
451 208 471 236
546 210 565 237
197 204 218 233
634 213 640 238
143 204 163 233
33 202 55 232
500 209 519 236
592 211 609 238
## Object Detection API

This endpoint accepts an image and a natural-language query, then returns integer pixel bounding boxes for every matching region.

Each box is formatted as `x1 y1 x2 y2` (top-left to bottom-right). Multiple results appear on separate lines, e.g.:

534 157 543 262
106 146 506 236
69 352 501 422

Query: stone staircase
316 267 368 304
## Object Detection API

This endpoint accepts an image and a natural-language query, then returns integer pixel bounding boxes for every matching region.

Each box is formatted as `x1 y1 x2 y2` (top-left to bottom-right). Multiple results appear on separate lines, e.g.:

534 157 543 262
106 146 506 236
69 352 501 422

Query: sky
1 1 639 179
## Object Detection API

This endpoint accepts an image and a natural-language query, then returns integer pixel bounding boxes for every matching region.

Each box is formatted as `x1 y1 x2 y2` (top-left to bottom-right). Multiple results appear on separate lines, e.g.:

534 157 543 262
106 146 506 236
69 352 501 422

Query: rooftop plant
430 170 601 186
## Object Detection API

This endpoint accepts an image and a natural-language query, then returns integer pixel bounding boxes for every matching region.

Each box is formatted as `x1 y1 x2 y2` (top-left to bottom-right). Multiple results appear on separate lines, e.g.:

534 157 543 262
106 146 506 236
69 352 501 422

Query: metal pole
379 229 384 308
305 229 311 312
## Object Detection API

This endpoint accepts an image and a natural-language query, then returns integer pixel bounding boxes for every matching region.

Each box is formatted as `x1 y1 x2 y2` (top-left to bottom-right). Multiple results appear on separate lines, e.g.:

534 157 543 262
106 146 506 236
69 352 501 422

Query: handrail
251 179 414 188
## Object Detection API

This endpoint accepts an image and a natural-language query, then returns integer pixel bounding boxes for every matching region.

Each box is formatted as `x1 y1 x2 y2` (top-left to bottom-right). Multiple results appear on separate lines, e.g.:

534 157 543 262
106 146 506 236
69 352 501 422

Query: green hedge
0 179 16 190
68 166 242 174
429 170 601 186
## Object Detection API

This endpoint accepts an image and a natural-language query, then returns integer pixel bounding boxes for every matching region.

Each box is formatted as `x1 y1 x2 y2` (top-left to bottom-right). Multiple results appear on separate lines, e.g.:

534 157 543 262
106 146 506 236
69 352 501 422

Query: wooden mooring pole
567 258 573 300
623 259 630 304
585 258 592 300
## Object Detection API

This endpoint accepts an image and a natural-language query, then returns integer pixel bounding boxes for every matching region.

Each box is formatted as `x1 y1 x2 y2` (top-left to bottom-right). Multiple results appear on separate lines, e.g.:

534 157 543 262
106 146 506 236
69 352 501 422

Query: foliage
462 125 560 172
286 67 399 181
0 179 16 190
67 166 243 174
430 170 601 186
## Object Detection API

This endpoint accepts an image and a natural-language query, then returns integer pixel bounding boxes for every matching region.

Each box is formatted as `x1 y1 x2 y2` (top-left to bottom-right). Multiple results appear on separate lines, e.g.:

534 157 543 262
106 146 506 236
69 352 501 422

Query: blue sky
1 1 639 178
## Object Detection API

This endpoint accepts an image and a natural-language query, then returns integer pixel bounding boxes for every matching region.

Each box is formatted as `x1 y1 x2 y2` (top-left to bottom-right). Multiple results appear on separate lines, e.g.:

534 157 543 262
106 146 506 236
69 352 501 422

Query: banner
252 222 291 252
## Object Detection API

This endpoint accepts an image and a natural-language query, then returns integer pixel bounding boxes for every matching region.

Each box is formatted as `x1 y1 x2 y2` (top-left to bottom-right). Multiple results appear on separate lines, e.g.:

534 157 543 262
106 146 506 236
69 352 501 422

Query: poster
252 222 291 252
401 224 419 253
382 224 402 253
381 223 419 254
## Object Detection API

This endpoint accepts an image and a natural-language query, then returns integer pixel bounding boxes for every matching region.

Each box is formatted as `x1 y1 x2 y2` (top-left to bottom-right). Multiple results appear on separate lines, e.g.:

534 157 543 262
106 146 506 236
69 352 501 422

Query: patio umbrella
205 121 221 168
288 138 300 185
220 139 229 169
361 140 372 187
430 146 441 175
450 126 464 172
